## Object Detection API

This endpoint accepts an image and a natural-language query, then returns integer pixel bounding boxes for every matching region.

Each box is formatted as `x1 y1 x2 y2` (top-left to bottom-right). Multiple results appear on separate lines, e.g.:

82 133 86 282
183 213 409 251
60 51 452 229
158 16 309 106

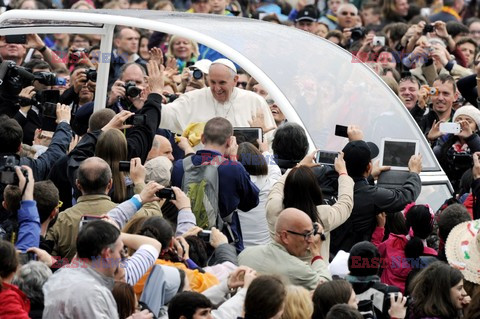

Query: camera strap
21 176 29 198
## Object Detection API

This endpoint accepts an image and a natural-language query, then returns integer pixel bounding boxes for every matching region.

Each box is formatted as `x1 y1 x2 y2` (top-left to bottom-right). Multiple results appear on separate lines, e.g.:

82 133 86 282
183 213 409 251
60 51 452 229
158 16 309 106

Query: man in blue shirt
171 117 259 252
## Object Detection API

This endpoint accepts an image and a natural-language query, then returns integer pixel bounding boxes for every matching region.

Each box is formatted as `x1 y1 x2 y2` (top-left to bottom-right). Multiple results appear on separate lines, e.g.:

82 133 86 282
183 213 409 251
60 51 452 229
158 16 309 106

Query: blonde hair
281 285 314 319
167 35 199 60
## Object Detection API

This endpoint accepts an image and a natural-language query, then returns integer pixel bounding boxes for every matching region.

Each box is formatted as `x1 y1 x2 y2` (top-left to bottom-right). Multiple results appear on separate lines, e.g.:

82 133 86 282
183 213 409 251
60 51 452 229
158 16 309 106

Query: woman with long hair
281 285 313 319
312 279 358 319
237 142 281 247
243 275 287 319
95 128 129 203
409 261 469 319
266 152 353 261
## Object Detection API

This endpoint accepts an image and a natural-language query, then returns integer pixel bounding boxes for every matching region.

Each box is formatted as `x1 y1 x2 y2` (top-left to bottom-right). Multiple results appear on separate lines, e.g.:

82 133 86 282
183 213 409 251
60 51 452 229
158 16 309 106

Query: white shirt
159 87 276 134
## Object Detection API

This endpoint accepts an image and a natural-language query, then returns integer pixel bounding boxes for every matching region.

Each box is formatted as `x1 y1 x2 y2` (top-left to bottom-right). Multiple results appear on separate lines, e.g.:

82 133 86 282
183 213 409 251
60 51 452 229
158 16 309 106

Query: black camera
165 93 179 103
124 81 142 98
350 27 365 41
85 68 97 82
191 68 203 80
155 188 176 200
33 72 67 86
423 24 435 34
0 156 26 186
118 161 130 172
19 251 37 264
313 223 326 241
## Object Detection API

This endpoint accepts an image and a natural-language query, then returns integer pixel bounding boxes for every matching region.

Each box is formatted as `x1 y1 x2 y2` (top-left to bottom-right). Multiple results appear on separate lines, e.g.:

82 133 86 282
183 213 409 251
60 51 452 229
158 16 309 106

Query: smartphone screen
316 151 338 166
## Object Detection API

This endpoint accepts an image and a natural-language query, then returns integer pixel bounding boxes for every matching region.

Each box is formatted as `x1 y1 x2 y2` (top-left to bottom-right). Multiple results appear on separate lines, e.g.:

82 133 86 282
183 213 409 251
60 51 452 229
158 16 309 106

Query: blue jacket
15 200 40 252
171 149 260 251
19 121 72 182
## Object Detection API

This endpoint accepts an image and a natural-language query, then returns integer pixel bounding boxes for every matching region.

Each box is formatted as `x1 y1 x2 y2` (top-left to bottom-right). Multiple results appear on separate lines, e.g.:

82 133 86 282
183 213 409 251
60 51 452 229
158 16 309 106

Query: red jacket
0 282 30 319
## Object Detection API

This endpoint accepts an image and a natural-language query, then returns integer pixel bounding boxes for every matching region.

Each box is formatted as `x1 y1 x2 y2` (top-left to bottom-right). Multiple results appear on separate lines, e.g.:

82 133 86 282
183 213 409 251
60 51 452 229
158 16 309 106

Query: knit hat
445 219 480 284
452 105 480 130
211 58 237 74
145 156 173 187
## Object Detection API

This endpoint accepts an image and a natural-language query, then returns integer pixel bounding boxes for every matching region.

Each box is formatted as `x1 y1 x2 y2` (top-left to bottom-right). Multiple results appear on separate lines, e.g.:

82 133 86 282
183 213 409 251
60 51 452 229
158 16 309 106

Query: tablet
233 127 263 145
379 138 419 170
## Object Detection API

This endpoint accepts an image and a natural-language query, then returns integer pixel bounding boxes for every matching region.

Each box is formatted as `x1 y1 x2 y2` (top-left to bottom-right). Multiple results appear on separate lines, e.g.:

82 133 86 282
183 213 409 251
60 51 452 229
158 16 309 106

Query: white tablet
379 138 419 170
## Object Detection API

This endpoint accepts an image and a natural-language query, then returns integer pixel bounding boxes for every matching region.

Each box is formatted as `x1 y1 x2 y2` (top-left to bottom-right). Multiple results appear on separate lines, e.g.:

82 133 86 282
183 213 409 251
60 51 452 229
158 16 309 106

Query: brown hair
112 281 136 319
312 280 353 319
96 128 128 203
203 117 232 146
3 185 22 213
237 142 268 176
0 240 19 290
244 275 287 318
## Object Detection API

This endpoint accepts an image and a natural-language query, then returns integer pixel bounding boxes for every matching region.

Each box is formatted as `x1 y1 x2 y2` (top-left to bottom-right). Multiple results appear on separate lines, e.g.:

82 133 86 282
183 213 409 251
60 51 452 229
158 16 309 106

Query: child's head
2 185 21 213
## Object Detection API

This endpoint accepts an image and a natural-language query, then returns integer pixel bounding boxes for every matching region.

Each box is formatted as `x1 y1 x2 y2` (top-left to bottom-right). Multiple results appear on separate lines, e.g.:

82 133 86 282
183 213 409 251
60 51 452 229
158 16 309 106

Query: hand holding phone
155 187 176 200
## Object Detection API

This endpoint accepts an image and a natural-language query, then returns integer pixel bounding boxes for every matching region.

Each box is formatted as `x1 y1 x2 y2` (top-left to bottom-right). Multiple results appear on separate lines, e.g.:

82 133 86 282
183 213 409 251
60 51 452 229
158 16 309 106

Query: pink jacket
371 227 437 292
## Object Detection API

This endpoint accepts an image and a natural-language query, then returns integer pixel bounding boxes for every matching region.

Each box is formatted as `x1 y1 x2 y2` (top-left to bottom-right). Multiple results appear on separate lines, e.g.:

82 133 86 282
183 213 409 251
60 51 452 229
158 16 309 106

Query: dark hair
138 216 173 250
409 261 463 319
283 166 322 224
0 239 18 290
272 122 309 162
185 236 208 267
168 291 213 319
112 282 136 319
0 115 23 153
76 220 120 259
202 117 233 146
347 241 381 276
382 22 408 42
76 157 112 194
399 75 421 89
89 108 116 132
437 204 471 241
447 21 469 38
244 275 287 319
326 304 363 319
33 181 59 223
404 205 433 260
3 185 22 213
385 211 408 237
237 142 268 176
465 290 480 319
23 59 52 72
434 73 457 93
119 62 147 80
312 279 353 319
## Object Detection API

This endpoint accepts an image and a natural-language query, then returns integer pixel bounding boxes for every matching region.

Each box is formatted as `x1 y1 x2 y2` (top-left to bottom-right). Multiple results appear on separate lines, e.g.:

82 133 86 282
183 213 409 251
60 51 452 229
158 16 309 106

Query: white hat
211 58 237 74
192 59 212 75
453 104 480 130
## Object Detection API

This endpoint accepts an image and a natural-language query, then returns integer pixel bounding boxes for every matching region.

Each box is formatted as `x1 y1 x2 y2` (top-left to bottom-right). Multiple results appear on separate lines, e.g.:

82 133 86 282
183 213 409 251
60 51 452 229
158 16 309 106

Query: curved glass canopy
0 10 452 208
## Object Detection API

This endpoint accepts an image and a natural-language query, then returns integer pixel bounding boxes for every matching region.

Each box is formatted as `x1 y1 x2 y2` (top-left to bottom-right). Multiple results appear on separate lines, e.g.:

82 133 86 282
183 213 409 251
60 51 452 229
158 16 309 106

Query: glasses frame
285 229 315 240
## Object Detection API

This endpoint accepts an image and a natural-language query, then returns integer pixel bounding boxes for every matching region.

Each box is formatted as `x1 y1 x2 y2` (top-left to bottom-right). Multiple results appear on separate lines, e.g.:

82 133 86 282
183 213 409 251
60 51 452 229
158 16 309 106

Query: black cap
348 241 380 276
295 8 319 22
342 140 379 177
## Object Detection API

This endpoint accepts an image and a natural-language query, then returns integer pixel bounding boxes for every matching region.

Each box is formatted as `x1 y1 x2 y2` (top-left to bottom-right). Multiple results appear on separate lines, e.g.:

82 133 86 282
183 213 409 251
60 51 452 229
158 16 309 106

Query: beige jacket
266 173 354 261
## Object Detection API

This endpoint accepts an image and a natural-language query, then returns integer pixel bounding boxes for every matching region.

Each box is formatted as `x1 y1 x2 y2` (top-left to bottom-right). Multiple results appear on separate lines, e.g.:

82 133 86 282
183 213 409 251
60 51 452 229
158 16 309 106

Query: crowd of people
1 0 480 318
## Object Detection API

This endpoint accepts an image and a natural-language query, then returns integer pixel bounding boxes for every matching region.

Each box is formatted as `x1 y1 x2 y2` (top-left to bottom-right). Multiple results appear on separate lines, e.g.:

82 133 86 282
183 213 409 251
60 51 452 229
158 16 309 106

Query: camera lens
192 69 203 80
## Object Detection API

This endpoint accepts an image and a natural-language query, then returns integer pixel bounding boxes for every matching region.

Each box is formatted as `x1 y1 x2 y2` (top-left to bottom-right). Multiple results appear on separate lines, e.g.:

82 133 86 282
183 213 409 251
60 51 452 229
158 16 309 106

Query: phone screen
316 151 338 165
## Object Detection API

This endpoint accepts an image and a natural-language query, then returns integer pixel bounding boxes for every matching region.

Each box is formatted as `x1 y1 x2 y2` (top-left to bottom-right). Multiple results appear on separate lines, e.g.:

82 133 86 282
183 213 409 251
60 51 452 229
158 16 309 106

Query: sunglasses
236 81 248 88
340 11 356 16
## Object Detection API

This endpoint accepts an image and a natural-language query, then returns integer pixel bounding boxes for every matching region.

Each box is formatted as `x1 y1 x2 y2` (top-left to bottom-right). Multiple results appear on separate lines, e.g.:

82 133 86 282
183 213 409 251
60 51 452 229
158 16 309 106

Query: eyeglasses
56 201 63 209
340 11 356 16
286 229 315 240
236 81 247 88
470 30 480 35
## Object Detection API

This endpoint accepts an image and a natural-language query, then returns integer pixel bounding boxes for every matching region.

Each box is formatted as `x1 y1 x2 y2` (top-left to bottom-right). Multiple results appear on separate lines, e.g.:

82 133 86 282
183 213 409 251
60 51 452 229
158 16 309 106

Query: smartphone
439 122 461 134
79 215 103 229
18 252 37 264
126 114 146 126
372 36 385 47
42 102 57 118
335 124 348 138
155 188 176 200
5 34 27 44
118 160 130 172
24 48 35 63
316 150 338 166
198 230 211 242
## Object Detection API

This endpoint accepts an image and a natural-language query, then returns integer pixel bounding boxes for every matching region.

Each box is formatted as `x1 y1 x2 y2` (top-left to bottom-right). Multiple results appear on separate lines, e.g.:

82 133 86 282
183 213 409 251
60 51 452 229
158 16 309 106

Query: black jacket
330 174 422 254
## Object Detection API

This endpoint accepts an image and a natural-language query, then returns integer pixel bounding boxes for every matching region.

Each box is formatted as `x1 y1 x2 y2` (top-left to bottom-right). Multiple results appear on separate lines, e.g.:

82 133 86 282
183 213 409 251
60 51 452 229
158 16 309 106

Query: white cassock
159 87 276 134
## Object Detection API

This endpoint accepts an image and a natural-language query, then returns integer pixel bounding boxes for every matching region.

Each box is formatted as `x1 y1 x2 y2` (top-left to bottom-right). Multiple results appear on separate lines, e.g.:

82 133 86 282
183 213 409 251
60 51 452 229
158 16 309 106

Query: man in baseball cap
295 5 319 34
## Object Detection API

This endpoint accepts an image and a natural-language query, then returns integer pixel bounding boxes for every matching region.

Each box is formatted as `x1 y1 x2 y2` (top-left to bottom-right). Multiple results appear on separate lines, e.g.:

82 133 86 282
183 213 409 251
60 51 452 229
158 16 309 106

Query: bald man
147 135 174 162
238 208 332 289
46 157 118 260
159 58 276 135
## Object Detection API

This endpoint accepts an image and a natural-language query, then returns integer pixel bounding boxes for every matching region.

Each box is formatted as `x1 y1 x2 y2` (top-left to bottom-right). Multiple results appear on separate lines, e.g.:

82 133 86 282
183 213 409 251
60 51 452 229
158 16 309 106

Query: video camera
0 156 27 186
